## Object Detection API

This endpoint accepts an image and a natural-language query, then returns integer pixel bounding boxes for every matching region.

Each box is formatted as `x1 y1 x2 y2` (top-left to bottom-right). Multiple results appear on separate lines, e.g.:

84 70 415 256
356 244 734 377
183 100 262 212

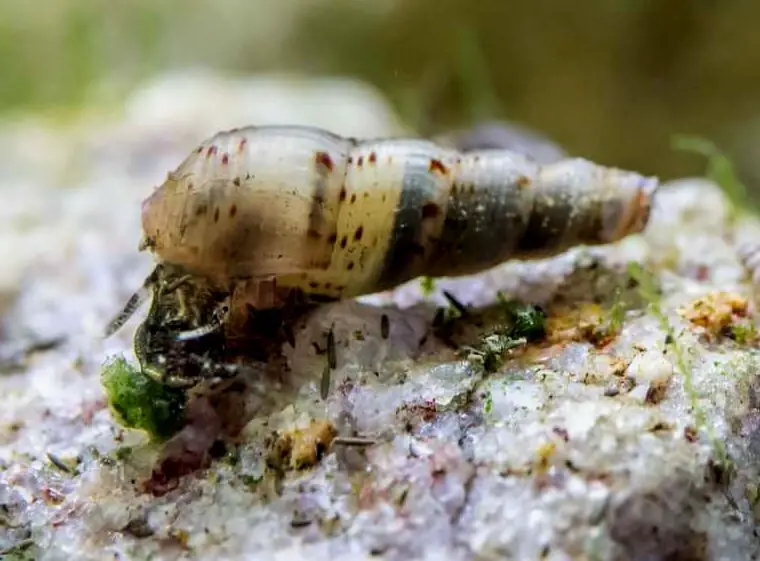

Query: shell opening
605 174 660 242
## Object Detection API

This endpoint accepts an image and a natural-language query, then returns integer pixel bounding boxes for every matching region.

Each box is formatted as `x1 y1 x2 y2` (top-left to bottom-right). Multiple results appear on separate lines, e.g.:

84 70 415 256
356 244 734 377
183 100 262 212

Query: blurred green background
2 0 759 200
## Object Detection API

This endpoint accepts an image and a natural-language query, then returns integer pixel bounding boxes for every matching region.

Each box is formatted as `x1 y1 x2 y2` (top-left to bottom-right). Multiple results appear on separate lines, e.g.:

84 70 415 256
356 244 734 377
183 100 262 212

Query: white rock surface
2 72 760 561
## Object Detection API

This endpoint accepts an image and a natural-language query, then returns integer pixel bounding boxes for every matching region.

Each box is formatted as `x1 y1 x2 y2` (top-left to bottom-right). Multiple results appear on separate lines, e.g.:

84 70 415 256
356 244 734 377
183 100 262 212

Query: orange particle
429 158 448 175
516 175 531 188
680 291 749 335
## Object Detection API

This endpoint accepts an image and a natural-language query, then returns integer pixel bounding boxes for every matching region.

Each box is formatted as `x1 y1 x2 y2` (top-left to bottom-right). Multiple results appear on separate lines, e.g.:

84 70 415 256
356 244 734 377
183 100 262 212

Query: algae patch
462 299 547 373
101 356 188 441
502 297 547 343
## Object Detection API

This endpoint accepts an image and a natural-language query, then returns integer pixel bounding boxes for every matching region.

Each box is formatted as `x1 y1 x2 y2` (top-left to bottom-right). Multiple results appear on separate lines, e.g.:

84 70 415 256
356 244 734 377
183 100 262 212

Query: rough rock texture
2 72 760 561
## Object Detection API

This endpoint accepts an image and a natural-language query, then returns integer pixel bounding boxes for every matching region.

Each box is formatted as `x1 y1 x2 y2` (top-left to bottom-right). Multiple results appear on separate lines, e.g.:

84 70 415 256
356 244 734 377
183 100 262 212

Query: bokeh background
2 0 759 202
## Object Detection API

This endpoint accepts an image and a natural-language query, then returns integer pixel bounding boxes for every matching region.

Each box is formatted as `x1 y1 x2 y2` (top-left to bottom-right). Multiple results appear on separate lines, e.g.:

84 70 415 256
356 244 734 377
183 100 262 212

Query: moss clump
463 299 547 373
0 539 36 561
729 319 758 345
419 276 437 297
101 356 188 441
501 298 546 342
465 332 528 373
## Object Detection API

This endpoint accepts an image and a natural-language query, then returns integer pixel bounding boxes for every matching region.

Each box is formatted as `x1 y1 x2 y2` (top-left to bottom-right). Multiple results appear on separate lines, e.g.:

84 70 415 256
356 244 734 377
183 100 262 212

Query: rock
2 74 760 560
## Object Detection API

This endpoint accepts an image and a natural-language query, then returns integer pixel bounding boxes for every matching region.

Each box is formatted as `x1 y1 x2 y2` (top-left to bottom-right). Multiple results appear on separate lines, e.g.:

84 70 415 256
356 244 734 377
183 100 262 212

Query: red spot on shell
368 152 377 164
237 138 247 153
429 159 448 175
339 187 347 202
315 151 334 172
206 145 218 158
221 153 229 165
357 156 364 167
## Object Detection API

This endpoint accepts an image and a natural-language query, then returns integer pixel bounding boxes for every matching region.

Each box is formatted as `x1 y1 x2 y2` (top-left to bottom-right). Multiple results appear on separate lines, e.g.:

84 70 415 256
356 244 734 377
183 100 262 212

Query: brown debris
645 384 669 405
545 302 621 347
680 291 749 337
396 399 438 432
266 419 337 471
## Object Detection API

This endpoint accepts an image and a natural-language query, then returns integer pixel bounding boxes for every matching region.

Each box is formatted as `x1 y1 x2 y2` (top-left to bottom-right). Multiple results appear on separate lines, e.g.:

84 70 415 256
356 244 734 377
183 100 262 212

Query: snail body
106 124 659 387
